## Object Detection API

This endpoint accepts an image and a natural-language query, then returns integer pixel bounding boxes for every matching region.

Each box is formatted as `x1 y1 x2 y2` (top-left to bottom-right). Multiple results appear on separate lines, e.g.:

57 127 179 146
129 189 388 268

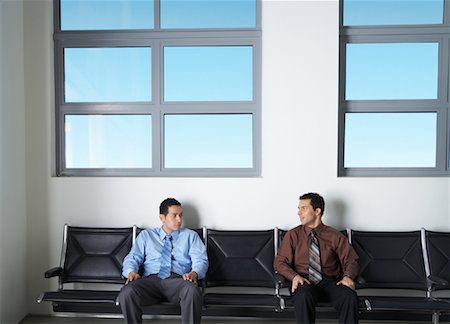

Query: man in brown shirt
274 193 359 324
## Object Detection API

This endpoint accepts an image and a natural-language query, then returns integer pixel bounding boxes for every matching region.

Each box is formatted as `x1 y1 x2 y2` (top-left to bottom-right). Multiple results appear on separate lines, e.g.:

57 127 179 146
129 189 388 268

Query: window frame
338 0 450 177
53 0 262 177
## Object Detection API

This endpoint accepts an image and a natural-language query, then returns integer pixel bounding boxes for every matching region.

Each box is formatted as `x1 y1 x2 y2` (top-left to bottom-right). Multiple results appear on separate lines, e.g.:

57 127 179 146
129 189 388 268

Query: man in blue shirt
119 198 208 324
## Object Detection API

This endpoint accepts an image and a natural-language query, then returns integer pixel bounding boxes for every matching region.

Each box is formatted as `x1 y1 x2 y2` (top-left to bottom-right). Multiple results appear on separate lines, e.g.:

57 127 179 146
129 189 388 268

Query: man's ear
315 208 322 217
159 214 165 222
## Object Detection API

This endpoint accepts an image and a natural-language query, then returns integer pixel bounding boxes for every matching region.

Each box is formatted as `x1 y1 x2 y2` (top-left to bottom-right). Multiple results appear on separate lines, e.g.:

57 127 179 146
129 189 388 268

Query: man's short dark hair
160 198 181 215
299 193 325 216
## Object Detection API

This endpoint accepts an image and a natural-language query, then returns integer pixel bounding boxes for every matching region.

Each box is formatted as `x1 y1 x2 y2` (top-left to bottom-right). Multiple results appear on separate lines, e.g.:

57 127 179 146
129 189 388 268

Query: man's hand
125 271 141 284
182 271 198 284
291 274 310 293
337 275 355 290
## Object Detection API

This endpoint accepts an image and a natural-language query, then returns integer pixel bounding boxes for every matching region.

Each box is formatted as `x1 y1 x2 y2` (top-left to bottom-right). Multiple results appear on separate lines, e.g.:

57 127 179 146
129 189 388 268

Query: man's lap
120 274 200 305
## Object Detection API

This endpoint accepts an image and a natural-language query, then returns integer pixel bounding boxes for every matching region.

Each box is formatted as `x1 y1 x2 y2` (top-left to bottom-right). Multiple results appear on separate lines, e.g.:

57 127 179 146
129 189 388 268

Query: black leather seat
425 230 450 315
203 229 279 316
352 230 450 322
37 225 133 313
426 230 450 291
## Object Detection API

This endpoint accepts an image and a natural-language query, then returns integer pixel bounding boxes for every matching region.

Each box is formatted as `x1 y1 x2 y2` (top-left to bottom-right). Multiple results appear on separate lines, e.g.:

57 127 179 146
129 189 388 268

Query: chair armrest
274 273 291 289
356 275 366 285
45 267 62 278
427 274 449 290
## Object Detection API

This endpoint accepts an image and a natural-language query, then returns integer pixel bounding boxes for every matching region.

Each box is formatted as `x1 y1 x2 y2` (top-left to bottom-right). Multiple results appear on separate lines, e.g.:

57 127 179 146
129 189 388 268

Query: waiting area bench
37 225 450 322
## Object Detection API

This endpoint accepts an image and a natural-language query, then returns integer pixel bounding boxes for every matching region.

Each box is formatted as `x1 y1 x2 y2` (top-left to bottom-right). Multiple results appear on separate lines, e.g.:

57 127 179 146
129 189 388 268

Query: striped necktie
158 234 173 279
309 230 322 284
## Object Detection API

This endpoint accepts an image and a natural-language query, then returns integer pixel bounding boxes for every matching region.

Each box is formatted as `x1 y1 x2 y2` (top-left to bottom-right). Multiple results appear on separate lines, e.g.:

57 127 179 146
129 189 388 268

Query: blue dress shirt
122 227 208 279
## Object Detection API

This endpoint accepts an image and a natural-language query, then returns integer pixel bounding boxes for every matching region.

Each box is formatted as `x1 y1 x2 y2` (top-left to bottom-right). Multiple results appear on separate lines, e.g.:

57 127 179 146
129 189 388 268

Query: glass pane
343 0 444 26
65 115 152 168
161 0 256 29
65 47 151 103
164 46 253 101
346 43 439 100
344 113 436 168
164 114 253 168
60 0 154 30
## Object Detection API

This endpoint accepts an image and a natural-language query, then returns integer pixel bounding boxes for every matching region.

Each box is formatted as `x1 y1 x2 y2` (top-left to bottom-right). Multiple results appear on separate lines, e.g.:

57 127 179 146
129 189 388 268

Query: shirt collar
158 227 180 240
304 222 325 236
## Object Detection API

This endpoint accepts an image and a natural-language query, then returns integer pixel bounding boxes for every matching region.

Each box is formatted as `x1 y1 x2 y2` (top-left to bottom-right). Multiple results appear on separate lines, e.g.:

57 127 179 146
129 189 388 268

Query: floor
19 314 433 324
20 315 295 324
20 316 294 324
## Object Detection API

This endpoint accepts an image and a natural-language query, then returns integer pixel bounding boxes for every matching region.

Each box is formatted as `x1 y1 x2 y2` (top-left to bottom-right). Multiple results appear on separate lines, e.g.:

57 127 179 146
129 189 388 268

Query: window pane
344 113 436 168
60 0 154 30
164 46 253 101
161 0 256 29
164 114 253 168
343 0 444 26
346 43 439 100
65 115 152 168
65 48 151 103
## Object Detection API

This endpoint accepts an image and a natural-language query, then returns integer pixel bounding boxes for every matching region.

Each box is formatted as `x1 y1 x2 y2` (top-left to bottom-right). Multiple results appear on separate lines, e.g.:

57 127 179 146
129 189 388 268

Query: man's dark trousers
119 274 202 324
291 277 359 324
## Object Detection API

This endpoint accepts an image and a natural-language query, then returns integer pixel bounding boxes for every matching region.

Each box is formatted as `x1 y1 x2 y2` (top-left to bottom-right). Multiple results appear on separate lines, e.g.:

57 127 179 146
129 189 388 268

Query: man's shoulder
322 225 344 235
179 228 202 238
136 227 158 239
287 225 302 233
285 225 303 238
321 225 347 240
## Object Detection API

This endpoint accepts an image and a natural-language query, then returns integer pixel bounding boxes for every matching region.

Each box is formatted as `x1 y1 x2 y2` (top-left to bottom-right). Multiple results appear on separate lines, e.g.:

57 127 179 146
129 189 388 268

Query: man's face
160 205 183 234
297 199 320 227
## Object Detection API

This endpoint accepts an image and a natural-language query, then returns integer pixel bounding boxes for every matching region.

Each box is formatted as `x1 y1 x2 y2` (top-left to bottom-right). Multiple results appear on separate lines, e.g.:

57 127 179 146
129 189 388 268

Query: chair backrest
277 229 287 251
62 226 134 284
425 230 450 291
205 229 275 288
351 230 427 290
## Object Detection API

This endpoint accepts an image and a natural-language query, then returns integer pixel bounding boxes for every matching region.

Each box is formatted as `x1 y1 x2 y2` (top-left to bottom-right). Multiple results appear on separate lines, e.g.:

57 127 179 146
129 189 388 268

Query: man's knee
119 283 137 304
293 285 315 302
180 282 201 301
340 286 357 300
333 286 358 307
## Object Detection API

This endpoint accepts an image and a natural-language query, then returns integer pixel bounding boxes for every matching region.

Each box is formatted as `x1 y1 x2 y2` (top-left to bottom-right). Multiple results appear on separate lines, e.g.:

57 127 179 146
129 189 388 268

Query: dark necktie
309 230 322 284
158 234 173 279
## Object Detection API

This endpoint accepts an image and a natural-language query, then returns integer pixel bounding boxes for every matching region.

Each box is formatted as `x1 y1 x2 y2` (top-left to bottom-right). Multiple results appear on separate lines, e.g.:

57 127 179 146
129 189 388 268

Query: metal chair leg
432 311 440 324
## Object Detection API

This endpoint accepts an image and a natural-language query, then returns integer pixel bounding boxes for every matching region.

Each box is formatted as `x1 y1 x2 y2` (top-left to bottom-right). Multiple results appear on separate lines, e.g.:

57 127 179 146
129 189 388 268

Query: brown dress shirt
274 223 359 281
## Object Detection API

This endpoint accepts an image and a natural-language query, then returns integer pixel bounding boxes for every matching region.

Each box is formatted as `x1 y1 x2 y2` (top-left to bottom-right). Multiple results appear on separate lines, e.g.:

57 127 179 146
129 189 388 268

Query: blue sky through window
160 0 256 29
346 42 439 100
65 115 152 168
60 0 154 30
343 0 444 26
164 46 253 102
344 112 437 168
164 114 253 168
65 47 152 102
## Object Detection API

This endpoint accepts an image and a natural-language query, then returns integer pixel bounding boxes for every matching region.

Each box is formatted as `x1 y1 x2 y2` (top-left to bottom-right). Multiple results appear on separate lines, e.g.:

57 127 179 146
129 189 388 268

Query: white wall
0 0 28 322
23 0 450 316
24 0 54 317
